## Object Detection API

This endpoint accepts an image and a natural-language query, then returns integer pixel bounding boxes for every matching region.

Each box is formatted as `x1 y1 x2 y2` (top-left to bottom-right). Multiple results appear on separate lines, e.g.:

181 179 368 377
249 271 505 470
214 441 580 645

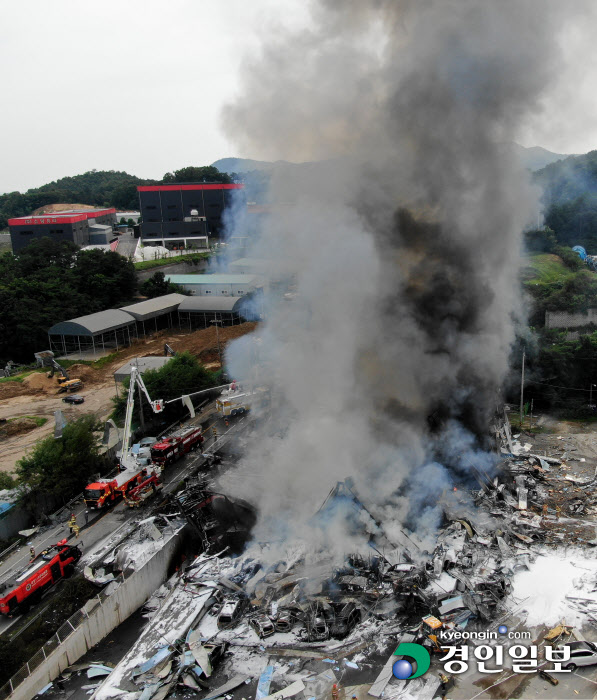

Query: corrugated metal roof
177 296 243 312
120 293 187 321
164 274 260 285
48 309 135 336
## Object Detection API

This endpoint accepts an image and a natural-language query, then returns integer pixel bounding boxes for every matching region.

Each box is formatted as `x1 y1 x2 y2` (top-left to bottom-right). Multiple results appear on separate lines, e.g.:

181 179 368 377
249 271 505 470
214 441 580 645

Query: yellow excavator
47 359 82 393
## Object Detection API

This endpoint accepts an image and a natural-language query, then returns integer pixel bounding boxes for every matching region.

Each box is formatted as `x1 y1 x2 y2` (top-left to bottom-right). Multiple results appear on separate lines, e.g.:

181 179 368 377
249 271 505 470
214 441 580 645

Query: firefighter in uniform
29 545 35 561
439 672 451 700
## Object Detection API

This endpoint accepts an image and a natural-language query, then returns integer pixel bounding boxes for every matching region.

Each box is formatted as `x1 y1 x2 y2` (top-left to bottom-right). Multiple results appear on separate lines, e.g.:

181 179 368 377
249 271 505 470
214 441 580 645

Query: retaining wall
1 526 185 700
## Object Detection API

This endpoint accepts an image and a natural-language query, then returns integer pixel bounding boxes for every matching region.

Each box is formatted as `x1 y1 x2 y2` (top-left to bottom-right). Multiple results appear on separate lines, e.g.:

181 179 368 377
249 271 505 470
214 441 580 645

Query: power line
525 379 592 392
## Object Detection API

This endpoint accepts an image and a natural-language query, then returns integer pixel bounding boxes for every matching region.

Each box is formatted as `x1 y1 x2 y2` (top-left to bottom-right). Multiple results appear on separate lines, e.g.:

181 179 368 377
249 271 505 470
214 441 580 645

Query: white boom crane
120 366 164 472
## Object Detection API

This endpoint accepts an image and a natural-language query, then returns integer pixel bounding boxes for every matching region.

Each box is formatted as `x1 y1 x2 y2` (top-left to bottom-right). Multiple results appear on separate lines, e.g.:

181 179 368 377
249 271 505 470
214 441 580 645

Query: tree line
0 238 137 363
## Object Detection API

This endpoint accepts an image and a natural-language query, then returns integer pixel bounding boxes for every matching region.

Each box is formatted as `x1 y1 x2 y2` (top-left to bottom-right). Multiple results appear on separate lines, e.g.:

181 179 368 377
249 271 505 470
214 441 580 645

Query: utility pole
519 349 525 430
210 319 223 368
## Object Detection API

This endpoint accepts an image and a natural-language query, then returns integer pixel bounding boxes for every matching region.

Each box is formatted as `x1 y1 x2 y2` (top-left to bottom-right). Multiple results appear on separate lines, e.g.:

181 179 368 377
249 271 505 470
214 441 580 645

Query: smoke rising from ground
220 1 590 556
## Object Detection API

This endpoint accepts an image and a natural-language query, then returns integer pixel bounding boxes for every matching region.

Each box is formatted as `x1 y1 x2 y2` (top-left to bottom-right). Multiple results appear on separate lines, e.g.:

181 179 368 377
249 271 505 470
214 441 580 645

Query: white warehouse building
164 274 263 297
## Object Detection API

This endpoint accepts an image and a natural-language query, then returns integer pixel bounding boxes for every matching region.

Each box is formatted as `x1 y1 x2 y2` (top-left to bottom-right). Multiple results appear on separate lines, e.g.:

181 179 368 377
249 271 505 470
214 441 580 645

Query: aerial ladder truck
84 366 165 510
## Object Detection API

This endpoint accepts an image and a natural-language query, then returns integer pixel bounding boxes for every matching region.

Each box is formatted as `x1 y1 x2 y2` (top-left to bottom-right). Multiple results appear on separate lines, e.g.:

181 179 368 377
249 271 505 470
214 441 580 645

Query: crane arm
120 366 164 471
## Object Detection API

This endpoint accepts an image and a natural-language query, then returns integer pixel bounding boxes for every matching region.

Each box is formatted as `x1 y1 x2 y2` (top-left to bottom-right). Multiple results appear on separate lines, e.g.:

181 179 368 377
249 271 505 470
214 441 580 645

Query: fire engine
216 384 270 417
124 471 162 507
150 426 204 467
0 541 81 616
84 466 159 509
84 365 164 510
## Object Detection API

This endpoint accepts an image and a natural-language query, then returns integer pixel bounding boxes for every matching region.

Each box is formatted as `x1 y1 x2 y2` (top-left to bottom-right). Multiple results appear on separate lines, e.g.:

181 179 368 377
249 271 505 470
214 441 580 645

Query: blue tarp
256 665 274 700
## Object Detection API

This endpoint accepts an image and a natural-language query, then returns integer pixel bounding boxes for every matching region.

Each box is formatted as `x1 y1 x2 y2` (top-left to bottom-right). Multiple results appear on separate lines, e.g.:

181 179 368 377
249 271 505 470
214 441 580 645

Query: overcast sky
1 0 597 194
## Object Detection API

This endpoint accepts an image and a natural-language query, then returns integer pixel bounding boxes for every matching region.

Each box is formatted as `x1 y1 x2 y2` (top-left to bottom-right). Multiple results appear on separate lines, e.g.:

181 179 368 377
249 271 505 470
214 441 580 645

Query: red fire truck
150 426 204 467
0 541 81 616
84 465 157 510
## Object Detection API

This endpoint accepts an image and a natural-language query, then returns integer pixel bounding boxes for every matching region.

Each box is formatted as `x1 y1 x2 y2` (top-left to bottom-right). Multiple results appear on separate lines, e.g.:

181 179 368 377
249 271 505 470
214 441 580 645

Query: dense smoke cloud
220 1 589 555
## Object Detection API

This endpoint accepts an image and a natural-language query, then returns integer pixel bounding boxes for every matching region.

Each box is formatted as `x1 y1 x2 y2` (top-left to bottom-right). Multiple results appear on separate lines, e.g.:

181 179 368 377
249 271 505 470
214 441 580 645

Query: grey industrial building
164 274 262 296
137 183 245 250
9 208 117 252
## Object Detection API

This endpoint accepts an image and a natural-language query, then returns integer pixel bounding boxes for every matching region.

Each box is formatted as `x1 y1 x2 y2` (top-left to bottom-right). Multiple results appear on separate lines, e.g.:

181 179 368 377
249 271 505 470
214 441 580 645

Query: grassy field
7 416 48 427
134 251 210 271
523 253 571 285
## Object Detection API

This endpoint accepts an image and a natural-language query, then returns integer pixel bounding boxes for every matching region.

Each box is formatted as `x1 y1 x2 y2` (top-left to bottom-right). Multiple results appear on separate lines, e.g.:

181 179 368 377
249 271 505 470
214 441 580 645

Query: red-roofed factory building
8 208 117 253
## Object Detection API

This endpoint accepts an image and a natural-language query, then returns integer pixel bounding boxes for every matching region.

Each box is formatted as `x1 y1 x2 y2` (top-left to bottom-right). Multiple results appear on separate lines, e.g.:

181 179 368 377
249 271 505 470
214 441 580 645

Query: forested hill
535 150 597 251
0 170 153 228
0 166 233 229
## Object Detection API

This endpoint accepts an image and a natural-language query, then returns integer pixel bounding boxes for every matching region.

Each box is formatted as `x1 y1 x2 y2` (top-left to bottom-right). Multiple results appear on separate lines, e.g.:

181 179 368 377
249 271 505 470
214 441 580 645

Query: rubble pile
92 423 597 698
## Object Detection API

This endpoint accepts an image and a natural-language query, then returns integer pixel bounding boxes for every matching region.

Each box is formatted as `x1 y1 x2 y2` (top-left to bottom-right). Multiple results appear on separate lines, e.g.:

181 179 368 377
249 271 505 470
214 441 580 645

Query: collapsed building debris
88 416 597 700
174 477 257 554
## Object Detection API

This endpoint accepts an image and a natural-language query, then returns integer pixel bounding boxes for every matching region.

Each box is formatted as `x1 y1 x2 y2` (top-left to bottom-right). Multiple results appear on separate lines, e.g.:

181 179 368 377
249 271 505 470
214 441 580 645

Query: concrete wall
0 505 32 541
545 308 597 329
6 527 185 700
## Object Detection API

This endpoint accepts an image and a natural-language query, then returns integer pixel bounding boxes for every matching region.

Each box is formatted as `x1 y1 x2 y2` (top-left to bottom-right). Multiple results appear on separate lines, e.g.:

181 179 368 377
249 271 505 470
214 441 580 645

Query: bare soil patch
0 418 40 439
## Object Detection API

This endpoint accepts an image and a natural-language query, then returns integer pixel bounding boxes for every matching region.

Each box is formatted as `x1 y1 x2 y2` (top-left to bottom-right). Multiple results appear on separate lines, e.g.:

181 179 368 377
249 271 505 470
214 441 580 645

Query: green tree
127 218 135 227
139 271 188 299
16 415 106 512
524 227 557 253
0 239 137 362
162 166 231 184
0 472 16 490
112 352 220 422
119 217 127 225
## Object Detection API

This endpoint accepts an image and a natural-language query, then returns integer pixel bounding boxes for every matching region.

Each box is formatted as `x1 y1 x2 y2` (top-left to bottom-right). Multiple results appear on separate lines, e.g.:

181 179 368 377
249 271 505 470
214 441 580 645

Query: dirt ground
0 322 258 475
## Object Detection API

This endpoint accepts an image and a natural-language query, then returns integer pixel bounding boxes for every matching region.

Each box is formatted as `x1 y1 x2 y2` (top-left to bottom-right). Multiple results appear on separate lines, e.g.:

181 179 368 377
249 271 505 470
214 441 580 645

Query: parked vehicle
62 394 84 405
274 610 294 632
303 611 329 641
555 641 597 670
249 615 276 638
150 426 203 467
0 542 81 616
329 602 361 639
217 597 248 629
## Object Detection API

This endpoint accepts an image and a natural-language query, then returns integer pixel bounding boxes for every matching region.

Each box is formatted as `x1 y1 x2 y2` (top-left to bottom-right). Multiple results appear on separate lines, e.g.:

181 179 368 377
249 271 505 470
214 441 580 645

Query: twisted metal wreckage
84 411 597 699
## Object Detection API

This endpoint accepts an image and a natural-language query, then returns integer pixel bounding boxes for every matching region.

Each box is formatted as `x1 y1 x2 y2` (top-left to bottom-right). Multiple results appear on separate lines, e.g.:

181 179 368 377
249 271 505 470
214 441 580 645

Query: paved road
115 232 137 259
0 404 247 635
